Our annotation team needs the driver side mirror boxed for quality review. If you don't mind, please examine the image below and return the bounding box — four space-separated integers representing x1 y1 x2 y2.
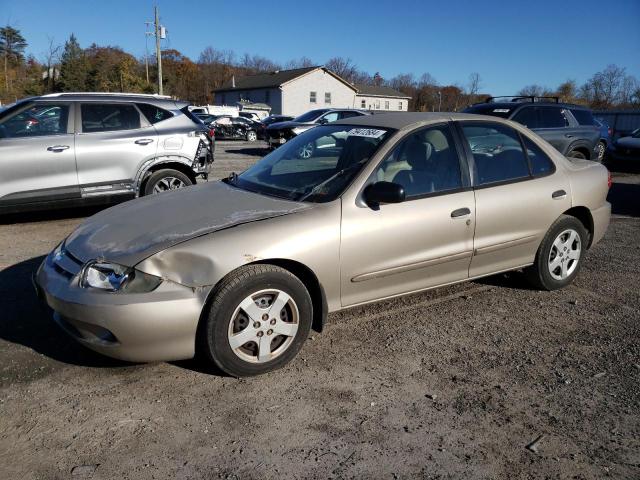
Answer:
318 118 328 124
364 181 405 208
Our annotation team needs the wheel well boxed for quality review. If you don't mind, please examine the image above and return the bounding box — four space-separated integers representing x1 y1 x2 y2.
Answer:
140 161 197 193
563 206 594 247
254 259 328 333
569 146 591 159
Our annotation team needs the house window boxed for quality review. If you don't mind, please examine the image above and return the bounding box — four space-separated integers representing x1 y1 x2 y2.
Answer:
325 92 331 104
398 101 403 110
385 100 389 110
265 90 270 104
375 99 380 109
361 99 366 108
310 91 317 103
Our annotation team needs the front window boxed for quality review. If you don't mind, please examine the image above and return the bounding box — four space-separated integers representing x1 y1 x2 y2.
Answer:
375 124 463 197
385 101 389 110
310 91 317 103
325 92 331 104
0 102 70 138
398 101 403 110
361 99 366 108
230 125 392 203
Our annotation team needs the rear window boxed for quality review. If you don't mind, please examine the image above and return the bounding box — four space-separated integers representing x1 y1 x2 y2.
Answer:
81 104 141 133
538 107 569 128
136 103 173 124
180 106 205 125
570 109 596 126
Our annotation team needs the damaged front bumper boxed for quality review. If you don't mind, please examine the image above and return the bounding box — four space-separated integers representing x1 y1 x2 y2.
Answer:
34 249 209 363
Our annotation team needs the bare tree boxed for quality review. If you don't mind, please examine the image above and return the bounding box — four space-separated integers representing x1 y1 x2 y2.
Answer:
284 57 314 69
41 36 61 92
467 72 482 101
325 57 359 82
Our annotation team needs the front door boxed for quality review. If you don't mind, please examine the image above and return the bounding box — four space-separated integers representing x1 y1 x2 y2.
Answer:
340 123 475 307
0 102 78 207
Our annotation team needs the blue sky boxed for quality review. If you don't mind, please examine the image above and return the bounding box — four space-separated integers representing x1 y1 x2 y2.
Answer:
2 0 639 93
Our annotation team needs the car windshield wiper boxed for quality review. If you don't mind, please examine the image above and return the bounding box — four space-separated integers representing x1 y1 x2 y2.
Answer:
298 159 368 202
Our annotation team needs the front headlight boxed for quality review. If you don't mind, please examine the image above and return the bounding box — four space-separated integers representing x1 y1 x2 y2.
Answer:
292 126 308 135
81 262 163 293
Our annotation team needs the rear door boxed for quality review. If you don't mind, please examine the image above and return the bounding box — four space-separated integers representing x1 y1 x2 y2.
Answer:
0 101 79 207
530 106 573 155
457 121 571 277
74 102 157 195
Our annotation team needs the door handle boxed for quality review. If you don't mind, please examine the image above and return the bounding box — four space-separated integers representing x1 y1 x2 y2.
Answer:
451 207 471 218
564 134 574 138
552 190 567 199
135 138 154 145
46 145 70 152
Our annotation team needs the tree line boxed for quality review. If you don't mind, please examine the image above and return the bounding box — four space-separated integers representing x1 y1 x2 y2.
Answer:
1 26 639 112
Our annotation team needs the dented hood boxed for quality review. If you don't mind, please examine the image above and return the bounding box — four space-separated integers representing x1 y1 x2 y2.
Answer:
64 181 308 266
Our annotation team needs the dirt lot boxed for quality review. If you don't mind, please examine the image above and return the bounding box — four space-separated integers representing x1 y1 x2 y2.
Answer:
1 141 639 480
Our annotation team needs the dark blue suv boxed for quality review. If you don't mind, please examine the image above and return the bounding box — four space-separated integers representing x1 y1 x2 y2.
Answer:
464 97 601 161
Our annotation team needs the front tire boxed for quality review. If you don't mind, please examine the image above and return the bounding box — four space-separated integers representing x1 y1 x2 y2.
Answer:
525 215 587 290
143 169 193 196
199 265 313 377
246 130 257 142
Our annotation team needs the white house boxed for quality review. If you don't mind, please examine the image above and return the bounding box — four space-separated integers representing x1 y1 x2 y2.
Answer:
213 66 411 117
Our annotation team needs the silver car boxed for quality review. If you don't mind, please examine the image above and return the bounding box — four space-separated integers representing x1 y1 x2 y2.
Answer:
35 113 611 376
0 93 213 214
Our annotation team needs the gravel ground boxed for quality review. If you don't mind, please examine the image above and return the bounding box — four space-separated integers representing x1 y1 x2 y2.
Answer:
0 141 638 479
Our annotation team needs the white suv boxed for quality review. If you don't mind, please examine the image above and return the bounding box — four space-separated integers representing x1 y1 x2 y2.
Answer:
0 93 214 214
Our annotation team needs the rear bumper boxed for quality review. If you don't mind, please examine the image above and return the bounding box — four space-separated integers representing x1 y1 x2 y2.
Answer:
590 201 611 247
35 254 207 362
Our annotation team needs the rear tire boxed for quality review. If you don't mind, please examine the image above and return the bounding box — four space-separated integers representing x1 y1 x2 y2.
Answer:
143 169 193 196
199 265 313 377
567 149 587 160
525 215 587 291
595 141 606 162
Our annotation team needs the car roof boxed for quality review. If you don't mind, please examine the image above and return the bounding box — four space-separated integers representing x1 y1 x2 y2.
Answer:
333 111 507 129
30 92 189 110
467 101 589 110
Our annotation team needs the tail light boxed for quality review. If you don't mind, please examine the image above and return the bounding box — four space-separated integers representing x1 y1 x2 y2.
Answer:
607 170 612 189
209 127 215 138
27 119 39 126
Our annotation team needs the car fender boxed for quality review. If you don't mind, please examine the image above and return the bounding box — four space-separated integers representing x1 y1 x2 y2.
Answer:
566 139 596 159
134 154 196 194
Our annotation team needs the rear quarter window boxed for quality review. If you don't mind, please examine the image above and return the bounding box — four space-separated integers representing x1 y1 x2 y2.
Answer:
570 109 596 126
136 103 173 124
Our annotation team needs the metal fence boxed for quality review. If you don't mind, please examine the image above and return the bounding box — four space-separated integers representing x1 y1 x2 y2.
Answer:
594 110 640 140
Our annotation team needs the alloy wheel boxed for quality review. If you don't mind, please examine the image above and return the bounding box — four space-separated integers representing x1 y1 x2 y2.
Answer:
548 228 581 280
297 142 314 159
152 176 187 194
227 289 299 364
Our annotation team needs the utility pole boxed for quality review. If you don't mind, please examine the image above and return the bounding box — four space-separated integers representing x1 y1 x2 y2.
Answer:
154 6 163 95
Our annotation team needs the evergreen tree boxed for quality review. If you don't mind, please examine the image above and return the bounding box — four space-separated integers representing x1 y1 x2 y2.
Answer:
0 26 28 91
59 34 88 91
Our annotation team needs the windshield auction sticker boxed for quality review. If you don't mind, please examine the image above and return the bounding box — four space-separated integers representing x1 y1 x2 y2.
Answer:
347 128 386 138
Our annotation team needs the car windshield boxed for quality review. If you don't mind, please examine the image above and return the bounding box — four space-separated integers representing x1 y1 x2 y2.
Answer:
293 109 329 123
632 128 640 138
230 125 393 203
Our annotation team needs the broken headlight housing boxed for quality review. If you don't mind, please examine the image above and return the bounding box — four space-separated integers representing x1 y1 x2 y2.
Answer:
81 262 163 293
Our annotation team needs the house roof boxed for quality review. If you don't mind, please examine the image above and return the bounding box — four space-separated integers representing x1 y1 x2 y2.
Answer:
214 66 321 92
354 84 411 99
